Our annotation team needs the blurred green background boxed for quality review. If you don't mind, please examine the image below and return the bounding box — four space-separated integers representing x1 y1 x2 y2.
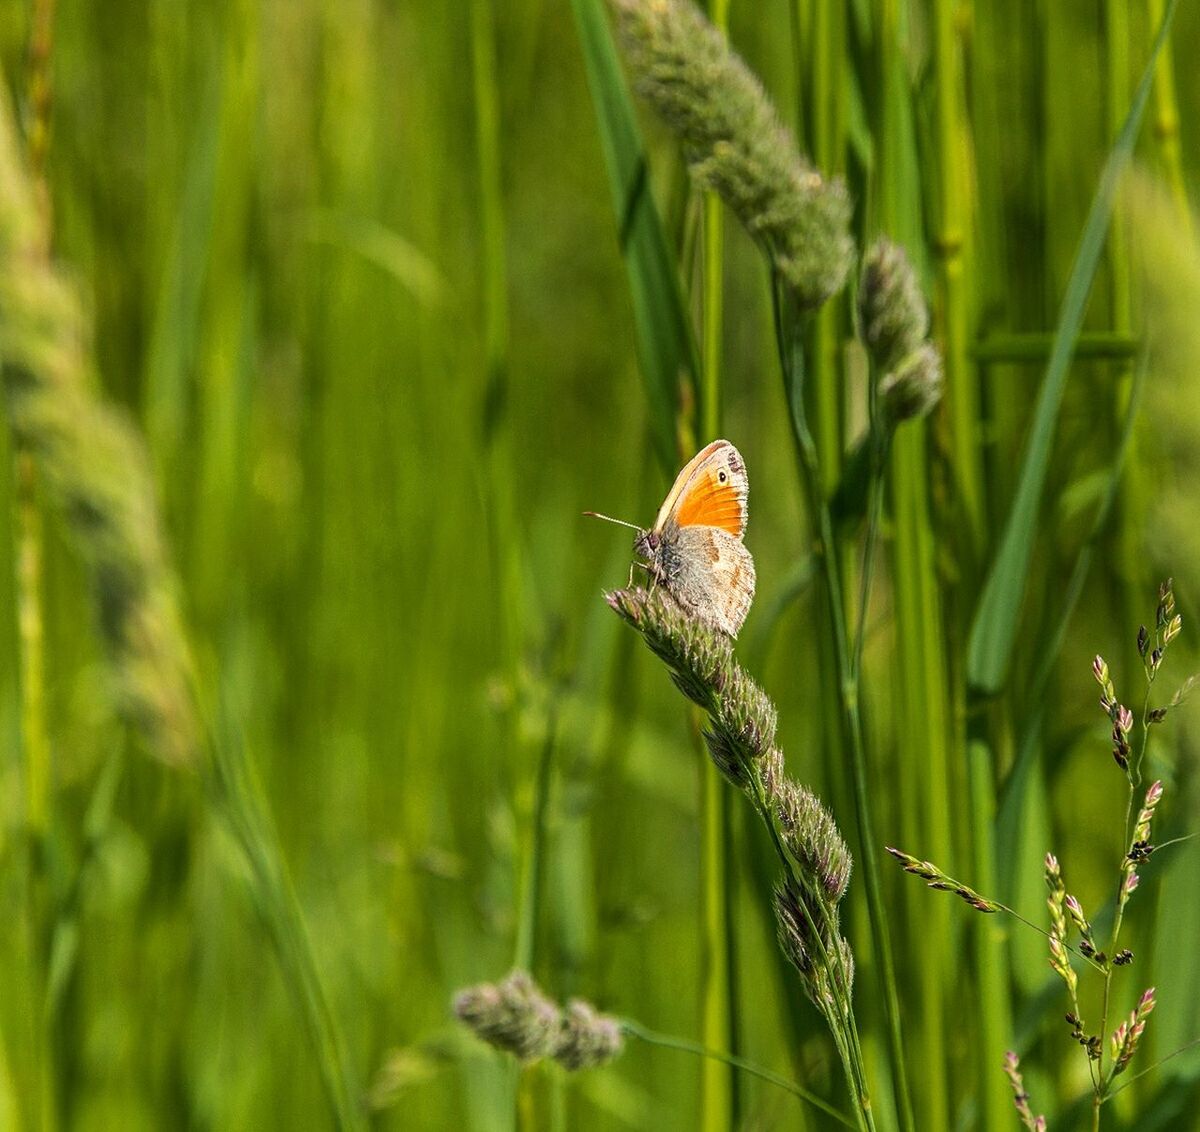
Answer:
2 1 1200 1129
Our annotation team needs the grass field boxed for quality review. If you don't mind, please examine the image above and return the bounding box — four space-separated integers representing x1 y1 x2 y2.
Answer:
2 1 1200 1129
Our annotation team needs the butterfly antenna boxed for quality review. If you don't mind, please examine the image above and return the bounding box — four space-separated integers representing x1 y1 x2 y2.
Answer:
582 511 642 532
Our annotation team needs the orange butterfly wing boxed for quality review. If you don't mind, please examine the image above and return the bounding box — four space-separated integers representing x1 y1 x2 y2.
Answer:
673 470 745 536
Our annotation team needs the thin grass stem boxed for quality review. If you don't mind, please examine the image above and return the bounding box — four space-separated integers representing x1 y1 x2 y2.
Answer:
698 7 734 1126
772 282 911 1132
621 1019 856 1127
1104 1035 1200 1098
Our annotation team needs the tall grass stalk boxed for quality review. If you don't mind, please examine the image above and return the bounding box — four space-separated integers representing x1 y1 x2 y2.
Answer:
806 1 846 499
929 4 1012 1124
18 14 62 1124
872 5 953 1129
0 89 364 1132
468 3 537 1127
608 586 875 1131
700 4 734 1128
698 2 734 1126
793 21 857 1120
932 0 985 568
570 0 699 477
774 286 907 1132
1105 0 1148 695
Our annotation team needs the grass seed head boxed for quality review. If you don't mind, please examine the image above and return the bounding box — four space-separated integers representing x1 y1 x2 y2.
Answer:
454 971 624 1070
609 0 853 310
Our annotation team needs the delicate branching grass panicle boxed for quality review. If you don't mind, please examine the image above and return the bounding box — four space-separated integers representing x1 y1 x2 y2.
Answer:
608 0 853 310
858 239 943 425
884 847 1000 914
0 88 199 768
1002 1051 1047 1132
1093 654 1134 772
453 970 623 1070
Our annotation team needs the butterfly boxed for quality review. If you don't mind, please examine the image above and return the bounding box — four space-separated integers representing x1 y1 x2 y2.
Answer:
587 439 756 638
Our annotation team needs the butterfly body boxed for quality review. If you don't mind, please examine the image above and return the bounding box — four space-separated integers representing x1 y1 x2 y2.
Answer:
594 439 756 638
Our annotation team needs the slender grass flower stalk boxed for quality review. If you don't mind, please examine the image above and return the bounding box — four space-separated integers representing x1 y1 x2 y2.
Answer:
606 586 874 1130
608 0 854 310
889 582 1188 1131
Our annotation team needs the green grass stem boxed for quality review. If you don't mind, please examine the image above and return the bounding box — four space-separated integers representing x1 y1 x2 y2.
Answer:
698 3 734 1126
622 1019 856 1128
872 3 946 1128
932 0 985 569
807 0 846 499
773 288 910 1132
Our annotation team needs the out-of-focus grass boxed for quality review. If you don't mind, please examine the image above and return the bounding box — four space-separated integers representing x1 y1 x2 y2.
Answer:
1 1 1200 1130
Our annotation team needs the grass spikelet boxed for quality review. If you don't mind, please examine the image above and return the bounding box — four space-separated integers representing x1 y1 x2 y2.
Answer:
1110 987 1155 1077
858 239 929 373
859 239 943 425
885 846 1000 914
1002 1051 1046 1132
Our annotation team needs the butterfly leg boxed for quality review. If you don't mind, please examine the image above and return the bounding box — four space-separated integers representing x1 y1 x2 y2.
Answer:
629 561 656 591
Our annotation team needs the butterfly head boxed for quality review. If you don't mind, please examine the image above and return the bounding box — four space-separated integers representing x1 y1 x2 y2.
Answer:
632 528 661 564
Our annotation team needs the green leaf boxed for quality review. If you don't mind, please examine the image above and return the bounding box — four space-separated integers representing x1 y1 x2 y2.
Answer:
966 0 1179 693
570 0 699 473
